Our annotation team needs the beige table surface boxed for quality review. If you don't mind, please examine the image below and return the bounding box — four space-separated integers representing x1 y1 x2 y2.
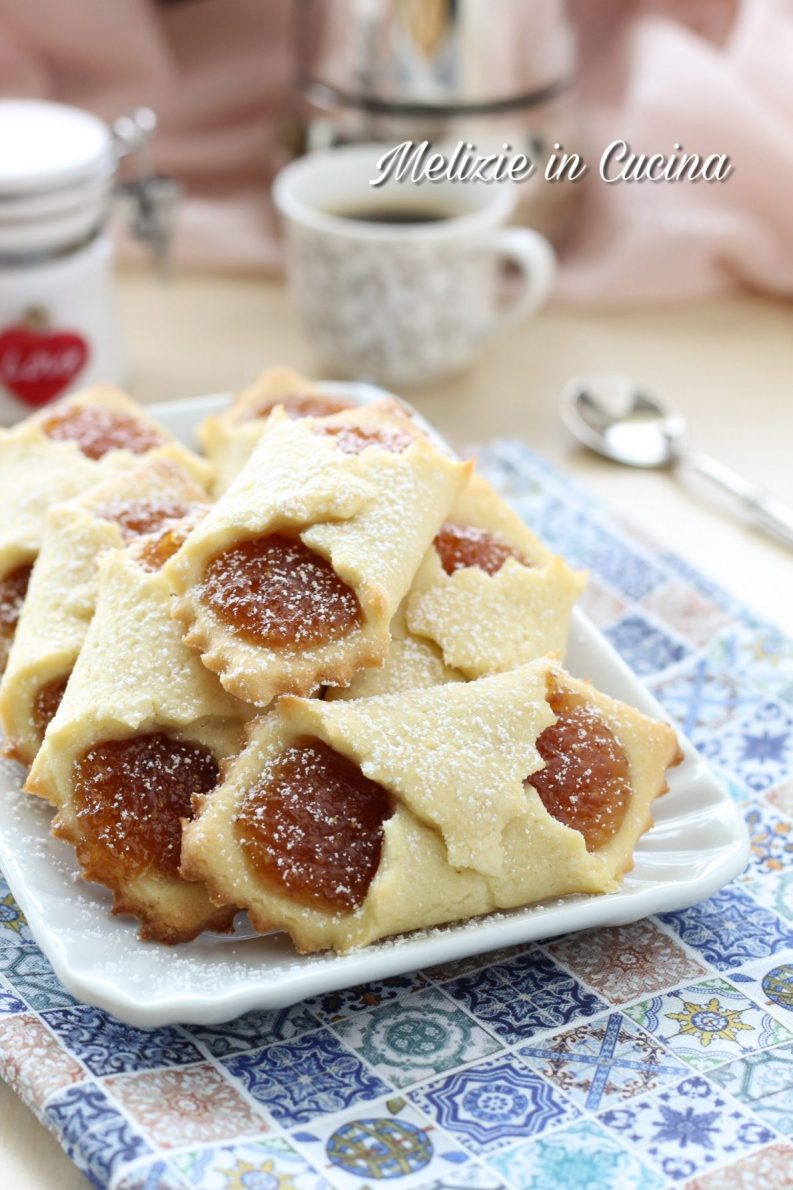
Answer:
2 276 791 1189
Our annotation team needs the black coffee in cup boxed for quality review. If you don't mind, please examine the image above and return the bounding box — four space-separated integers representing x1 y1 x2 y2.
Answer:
331 203 460 225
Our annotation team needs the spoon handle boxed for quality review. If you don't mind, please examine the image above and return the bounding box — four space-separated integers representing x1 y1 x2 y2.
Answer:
683 452 793 551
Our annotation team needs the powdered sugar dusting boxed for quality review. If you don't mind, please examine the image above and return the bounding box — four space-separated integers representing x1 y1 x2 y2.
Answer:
530 690 632 851
200 535 362 647
235 740 391 910
316 422 413 456
41 404 165 460
434 521 525 575
73 733 219 879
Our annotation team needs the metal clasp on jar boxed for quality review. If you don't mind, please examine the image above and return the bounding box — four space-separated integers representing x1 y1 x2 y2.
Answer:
113 107 182 275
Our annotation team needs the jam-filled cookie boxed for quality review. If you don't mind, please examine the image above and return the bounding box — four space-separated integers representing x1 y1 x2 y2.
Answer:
327 601 463 699
407 474 586 676
204 365 356 432
332 473 586 699
27 385 212 486
0 457 209 765
181 658 681 953
26 545 250 943
0 386 211 673
199 367 358 496
165 403 470 706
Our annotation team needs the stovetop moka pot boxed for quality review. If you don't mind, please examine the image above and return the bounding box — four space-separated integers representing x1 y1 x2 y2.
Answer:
296 0 584 243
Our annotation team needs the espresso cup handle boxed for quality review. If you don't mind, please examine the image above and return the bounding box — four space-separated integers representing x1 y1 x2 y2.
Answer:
487 227 556 335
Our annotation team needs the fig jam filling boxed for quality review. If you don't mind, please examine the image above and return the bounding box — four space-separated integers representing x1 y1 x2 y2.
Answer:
33 675 69 737
0 562 33 672
93 497 195 540
242 392 355 422
73 732 219 879
316 423 413 456
435 523 526 576
41 405 165 459
201 534 361 649
529 689 632 852
235 739 392 910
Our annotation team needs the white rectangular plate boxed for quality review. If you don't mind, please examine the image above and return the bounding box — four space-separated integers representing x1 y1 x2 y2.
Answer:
0 387 749 1027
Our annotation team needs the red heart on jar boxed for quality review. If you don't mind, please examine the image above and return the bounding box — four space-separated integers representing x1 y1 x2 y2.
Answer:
0 325 89 407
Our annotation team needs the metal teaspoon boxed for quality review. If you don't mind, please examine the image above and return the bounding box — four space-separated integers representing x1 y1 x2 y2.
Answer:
560 375 793 551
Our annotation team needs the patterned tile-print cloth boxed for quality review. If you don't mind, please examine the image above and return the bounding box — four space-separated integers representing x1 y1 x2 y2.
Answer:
1 441 792 1190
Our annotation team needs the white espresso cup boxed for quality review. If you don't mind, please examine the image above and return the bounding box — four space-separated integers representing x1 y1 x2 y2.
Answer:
273 144 555 387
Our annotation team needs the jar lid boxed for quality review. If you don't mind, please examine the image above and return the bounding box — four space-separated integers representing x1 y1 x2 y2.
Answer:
0 99 115 197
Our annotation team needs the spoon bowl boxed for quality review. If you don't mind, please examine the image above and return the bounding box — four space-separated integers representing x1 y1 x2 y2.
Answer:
559 373 793 551
561 374 687 468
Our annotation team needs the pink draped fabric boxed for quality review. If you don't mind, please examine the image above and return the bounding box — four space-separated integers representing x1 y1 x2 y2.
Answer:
1 0 791 304
561 0 793 302
0 0 293 274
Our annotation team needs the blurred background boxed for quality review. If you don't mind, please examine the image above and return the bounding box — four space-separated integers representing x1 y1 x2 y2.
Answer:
0 0 790 628
1 0 791 301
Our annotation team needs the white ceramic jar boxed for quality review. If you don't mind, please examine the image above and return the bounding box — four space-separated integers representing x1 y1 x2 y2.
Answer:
0 100 126 425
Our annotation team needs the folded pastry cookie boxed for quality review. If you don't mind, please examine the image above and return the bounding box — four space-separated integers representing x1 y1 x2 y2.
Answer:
203 365 355 434
26 385 212 486
332 474 586 699
0 386 211 673
199 367 357 497
26 546 250 943
181 658 681 953
327 602 463 699
406 474 587 676
165 403 469 706
0 458 209 765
